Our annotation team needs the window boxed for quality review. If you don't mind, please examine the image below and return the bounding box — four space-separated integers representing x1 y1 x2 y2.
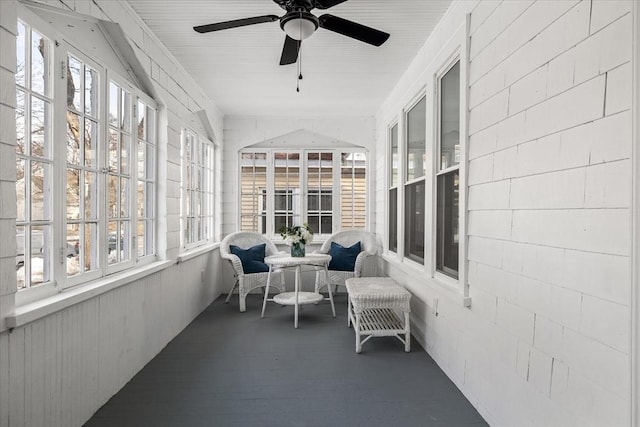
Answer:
307 152 333 234
274 152 301 232
106 80 134 268
15 21 53 289
65 52 102 281
181 129 215 248
136 100 156 258
340 152 367 229
15 14 158 295
239 153 267 232
388 124 398 252
239 149 367 236
436 61 460 278
384 23 467 299
404 97 426 263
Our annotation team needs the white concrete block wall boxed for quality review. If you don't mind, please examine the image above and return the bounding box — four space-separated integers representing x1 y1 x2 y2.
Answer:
467 1 633 422
0 0 226 425
376 0 634 425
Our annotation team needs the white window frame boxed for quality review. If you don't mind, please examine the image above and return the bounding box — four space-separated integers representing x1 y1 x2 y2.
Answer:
238 148 368 239
135 95 157 261
339 151 368 230
429 19 469 297
15 14 55 293
272 150 303 234
433 58 462 283
239 151 268 233
387 121 399 254
61 43 105 287
403 93 428 267
384 16 470 301
181 128 215 250
104 72 137 276
15 6 159 302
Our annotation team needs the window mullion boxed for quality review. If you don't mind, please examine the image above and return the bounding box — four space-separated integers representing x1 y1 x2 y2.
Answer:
266 150 275 236
332 151 340 233
301 150 307 227
52 42 66 287
397 115 406 260
130 99 138 261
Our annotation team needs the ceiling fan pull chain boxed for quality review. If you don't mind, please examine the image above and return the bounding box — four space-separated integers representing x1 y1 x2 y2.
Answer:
296 33 302 92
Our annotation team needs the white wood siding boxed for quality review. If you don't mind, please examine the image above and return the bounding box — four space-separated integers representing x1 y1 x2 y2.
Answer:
0 255 220 427
0 0 225 425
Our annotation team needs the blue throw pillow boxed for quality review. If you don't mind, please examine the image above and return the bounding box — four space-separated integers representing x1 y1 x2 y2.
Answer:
328 241 361 272
230 243 269 274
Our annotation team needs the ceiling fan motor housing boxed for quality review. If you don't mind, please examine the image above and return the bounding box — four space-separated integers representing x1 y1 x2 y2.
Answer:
274 0 317 12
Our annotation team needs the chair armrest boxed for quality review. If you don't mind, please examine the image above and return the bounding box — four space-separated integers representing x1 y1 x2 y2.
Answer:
222 253 244 277
354 251 376 276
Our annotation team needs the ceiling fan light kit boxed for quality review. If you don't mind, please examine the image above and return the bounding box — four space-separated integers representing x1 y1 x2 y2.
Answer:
193 0 390 66
281 12 319 40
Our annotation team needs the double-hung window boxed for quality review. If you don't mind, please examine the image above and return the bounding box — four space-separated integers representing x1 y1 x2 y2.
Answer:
384 19 468 299
240 149 367 237
15 12 158 296
404 97 427 264
181 129 215 248
436 61 461 279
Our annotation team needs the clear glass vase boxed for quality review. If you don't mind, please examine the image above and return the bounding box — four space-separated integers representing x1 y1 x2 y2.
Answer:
291 243 305 257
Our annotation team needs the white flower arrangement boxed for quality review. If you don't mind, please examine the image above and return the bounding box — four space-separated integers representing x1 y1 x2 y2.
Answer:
279 223 314 246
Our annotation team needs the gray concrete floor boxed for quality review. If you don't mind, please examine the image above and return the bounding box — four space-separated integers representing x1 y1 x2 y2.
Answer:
85 294 487 427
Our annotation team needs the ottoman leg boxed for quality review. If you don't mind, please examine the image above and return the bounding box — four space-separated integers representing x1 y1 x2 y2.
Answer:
404 311 411 352
355 313 362 353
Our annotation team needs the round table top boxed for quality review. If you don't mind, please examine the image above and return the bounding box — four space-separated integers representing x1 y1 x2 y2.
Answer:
265 253 331 267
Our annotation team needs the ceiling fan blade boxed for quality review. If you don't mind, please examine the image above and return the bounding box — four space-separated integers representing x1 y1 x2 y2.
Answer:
194 15 279 33
318 14 389 46
280 35 300 65
313 0 349 9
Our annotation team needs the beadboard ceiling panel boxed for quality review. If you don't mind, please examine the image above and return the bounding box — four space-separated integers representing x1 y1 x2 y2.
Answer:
127 0 453 116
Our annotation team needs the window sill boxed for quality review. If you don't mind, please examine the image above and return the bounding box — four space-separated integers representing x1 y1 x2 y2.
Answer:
431 274 472 308
380 252 471 308
177 242 220 263
6 260 173 329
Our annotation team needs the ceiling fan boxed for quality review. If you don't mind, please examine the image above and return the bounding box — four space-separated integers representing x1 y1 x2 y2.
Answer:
193 0 390 66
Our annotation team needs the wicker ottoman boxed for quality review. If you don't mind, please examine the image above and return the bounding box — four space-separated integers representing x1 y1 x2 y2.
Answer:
345 277 411 353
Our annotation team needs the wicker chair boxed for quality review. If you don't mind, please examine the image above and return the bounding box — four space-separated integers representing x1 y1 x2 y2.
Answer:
220 231 285 312
314 230 379 294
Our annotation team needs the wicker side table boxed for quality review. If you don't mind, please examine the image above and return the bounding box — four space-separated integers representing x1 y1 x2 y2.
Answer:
345 277 411 353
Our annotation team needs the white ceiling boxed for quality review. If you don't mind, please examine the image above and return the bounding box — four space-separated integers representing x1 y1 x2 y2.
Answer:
127 0 452 117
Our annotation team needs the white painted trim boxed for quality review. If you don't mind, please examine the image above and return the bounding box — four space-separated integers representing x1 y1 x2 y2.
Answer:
380 254 469 308
386 121 399 254
632 2 640 425
6 260 173 329
176 242 220 263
